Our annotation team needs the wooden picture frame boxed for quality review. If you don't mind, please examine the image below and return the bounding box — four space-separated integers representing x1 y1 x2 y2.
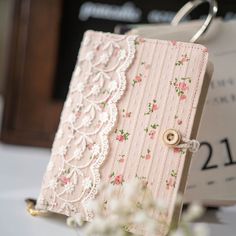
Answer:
1 0 63 147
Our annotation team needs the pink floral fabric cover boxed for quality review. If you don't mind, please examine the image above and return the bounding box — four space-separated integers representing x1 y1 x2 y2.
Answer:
37 30 209 234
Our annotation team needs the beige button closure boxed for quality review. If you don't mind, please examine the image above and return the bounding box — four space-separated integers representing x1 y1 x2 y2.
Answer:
163 129 182 147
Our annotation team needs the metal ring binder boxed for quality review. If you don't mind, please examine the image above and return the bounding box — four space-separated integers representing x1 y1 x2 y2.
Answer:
171 0 218 43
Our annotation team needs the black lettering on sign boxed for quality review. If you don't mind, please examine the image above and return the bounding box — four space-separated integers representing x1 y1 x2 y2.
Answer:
220 138 236 166
200 142 218 170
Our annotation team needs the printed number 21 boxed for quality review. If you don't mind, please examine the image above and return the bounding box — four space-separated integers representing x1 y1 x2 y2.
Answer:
201 138 236 171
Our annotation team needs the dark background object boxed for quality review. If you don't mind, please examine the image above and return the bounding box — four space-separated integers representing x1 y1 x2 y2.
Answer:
1 0 236 147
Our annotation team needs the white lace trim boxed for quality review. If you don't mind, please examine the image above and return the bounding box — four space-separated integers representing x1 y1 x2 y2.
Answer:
38 32 137 220
82 34 137 220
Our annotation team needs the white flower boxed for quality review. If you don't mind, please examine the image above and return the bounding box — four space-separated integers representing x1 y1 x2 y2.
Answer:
100 53 110 64
170 228 185 236
86 199 100 213
133 212 148 224
85 51 94 61
91 84 101 95
99 112 108 123
58 146 67 156
82 177 92 190
66 217 78 228
183 202 204 222
76 82 85 93
64 182 75 194
109 199 120 213
67 113 77 123
193 223 210 236
119 49 126 60
47 161 54 172
73 180 208 236
74 213 84 227
81 115 92 127
74 66 81 77
91 144 100 156
49 179 57 190
73 148 82 160
108 80 118 92
155 198 168 212
123 179 139 200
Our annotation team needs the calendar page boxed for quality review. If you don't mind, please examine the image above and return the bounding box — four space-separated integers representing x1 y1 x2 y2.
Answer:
128 19 236 204
185 20 236 203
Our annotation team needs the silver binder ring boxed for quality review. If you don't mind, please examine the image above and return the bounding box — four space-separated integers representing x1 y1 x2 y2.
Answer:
171 0 218 43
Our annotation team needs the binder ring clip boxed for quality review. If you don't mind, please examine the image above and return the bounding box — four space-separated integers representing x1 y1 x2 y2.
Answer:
171 0 218 43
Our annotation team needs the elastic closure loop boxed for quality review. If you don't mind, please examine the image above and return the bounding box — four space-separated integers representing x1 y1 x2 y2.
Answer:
163 129 200 153
175 139 200 153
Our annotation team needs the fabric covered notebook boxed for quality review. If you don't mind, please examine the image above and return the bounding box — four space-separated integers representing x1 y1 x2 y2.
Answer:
37 30 212 235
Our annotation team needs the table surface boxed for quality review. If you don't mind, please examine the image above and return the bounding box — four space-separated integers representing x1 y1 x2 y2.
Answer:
0 142 235 236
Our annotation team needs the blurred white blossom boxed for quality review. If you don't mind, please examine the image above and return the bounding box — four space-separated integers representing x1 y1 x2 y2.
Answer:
67 181 209 236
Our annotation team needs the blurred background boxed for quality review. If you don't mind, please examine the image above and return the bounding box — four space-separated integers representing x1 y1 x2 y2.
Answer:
0 0 235 148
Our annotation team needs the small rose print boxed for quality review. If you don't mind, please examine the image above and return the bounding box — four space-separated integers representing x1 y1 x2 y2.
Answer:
62 168 71 175
166 170 177 190
141 148 152 160
86 143 94 150
59 176 70 185
170 77 191 100
144 99 158 115
144 123 159 139
100 102 106 108
139 38 146 43
171 170 177 177
174 115 182 125
177 120 182 125
175 54 190 66
134 39 140 46
180 94 187 100
135 174 147 180
115 129 130 142
132 73 143 87
170 40 177 46
75 111 81 119
141 61 151 70
150 123 159 129
110 172 124 185
135 38 146 46
149 130 156 139
173 147 186 155
118 154 125 163
145 64 151 70
103 200 108 211
166 179 175 190
135 174 148 185
122 109 131 118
